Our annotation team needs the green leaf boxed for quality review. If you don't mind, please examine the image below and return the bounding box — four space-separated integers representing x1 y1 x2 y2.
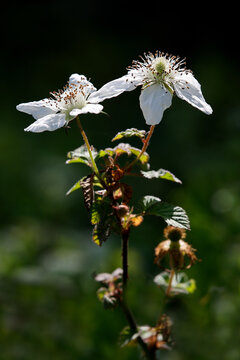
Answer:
90 197 111 225
112 128 146 142
96 148 115 160
66 175 102 196
139 195 162 211
93 221 111 246
119 326 136 348
96 143 149 165
154 271 196 295
90 201 102 225
141 169 182 184
66 179 82 196
90 197 114 246
140 196 190 230
129 147 149 164
66 144 98 167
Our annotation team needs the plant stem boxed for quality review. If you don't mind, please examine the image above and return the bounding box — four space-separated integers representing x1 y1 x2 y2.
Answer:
166 269 175 297
121 229 130 287
124 125 155 172
120 299 156 360
76 116 100 177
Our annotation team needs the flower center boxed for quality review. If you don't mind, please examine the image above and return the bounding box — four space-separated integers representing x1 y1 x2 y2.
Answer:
152 56 170 75
50 83 87 117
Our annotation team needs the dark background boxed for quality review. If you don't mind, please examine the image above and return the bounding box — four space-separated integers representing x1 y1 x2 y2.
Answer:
1 1 240 359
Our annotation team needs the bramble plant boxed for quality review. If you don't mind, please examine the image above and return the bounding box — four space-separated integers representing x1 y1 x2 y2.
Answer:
17 51 212 359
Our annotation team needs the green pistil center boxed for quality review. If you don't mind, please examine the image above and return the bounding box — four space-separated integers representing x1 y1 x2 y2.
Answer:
153 57 169 75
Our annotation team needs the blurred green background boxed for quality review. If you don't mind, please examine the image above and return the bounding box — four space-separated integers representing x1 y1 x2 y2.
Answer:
1 1 240 359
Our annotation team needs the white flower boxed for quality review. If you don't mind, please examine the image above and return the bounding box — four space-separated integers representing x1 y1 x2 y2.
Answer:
90 51 213 125
17 74 105 132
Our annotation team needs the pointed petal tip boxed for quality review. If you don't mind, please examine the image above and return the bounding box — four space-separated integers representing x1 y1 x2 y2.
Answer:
206 105 213 115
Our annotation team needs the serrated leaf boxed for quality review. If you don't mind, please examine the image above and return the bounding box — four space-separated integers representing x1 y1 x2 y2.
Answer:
141 169 182 184
154 271 196 295
140 196 190 230
140 195 162 211
112 128 146 142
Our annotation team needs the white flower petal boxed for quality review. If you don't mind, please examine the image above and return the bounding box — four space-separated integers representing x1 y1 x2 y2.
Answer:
139 84 172 125
88 75 140 103
68 73 96 96
69 104 103 117
16 100 58 120
173 72 213 114
24 113 67 133
69 73 87 84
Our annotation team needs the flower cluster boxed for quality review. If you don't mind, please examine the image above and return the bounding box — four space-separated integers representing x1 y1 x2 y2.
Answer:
17 51 212 131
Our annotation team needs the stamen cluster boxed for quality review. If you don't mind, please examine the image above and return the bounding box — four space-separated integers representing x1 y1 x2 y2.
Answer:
128 51 191 90
47 78 95 115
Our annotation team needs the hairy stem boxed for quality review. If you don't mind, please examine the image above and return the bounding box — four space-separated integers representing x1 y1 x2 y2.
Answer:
124 125 155 172
76 116 100 176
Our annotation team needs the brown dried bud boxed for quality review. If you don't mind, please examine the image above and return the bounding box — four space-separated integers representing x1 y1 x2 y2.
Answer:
163 225 186 242
154 226 199 270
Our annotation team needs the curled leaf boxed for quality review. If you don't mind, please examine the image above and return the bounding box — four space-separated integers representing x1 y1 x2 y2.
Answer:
112 128 146 142
66 144 98 167
141 169 182 184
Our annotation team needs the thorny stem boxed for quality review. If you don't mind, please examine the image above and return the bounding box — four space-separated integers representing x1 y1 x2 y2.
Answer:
124 125 155 172
166 269 175 297
76 117 100 177
120 299 156 360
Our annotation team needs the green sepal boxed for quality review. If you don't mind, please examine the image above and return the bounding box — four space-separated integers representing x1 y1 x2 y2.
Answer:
154 271 196 295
